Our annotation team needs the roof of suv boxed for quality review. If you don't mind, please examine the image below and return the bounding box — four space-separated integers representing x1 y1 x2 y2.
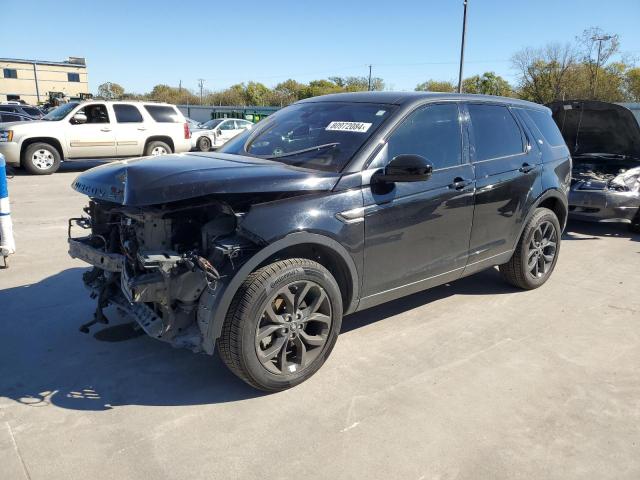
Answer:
298 91 548 111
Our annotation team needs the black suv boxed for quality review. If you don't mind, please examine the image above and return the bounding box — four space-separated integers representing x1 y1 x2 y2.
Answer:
68 92 571 391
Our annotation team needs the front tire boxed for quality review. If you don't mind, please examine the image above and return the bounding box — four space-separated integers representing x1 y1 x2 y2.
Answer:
499 207 561 290
22 142 61 175
217 258 343 392
144 140 172 156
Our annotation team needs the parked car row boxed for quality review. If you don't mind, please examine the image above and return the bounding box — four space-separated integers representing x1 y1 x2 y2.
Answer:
0 100 255 173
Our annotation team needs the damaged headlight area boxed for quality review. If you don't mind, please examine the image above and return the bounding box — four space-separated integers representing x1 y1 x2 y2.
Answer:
68 198 258 352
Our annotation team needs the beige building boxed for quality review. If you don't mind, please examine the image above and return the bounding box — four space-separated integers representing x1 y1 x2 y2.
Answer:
0 57 89 105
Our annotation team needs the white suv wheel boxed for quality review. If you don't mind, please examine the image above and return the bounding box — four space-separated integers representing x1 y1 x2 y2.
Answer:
151 146 168 155
32 149 55 170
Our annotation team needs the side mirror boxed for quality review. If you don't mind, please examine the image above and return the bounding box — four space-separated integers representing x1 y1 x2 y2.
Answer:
71 113 87 124
375 154 433 183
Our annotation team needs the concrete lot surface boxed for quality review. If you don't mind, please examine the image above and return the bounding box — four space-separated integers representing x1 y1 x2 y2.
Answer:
1 162 639 480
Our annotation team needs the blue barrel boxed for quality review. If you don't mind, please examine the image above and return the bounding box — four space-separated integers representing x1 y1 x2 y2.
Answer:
0 153 16 258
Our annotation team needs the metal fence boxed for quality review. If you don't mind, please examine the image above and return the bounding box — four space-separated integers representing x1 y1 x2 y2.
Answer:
177 105 280 123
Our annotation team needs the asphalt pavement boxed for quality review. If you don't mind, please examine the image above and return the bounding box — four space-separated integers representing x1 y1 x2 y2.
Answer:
1 161 639 480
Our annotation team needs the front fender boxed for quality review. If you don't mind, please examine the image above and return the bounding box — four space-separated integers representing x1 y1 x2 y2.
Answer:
197 232 360 354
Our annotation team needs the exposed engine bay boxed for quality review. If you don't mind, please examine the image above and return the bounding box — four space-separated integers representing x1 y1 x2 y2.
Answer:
572 157 640 193
68 197 260 352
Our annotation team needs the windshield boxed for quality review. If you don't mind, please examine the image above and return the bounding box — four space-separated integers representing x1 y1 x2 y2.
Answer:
203 119 223 129
42 102 79 121
220 102 395 172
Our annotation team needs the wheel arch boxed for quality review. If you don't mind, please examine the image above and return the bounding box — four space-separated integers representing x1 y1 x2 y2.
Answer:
144 136 175 153
198 232 360 355
20 137 65 163
512 188 568 252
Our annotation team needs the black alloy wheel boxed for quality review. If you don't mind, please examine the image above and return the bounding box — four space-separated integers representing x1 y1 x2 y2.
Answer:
255 280 332 375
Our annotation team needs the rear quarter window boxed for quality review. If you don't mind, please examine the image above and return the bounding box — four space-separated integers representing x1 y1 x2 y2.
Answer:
144 105 181 123
468 104 524 161
523 109 566 147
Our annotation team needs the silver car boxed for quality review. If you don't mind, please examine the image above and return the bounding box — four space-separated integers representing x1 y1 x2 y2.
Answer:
549 100 640 232
191 118 253 151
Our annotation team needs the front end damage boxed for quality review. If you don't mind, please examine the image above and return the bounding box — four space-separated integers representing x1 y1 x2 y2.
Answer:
68 198 258 353
569 158 640 223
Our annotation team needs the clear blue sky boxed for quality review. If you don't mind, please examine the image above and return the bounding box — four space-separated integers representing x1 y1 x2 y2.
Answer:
3 0 639 94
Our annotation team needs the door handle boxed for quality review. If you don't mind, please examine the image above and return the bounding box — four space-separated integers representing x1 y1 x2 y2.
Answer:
100 128 112 132
519 163 536 173
449 177 473 190
137 127 147 131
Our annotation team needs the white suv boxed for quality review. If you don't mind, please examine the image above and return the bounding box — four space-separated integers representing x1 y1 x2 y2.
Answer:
0 101 192 174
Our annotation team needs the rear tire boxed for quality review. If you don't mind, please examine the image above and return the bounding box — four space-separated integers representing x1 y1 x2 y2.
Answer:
217 258 343 392
196 136 211 152
499 207 561 290
144 140 172 156
629 209 640 234
22 142 61 175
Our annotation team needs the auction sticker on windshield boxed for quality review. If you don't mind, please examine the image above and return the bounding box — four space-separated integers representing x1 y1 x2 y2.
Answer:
325 121 372 133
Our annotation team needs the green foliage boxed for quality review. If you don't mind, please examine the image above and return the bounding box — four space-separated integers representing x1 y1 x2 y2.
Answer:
462 72 513 96
415 80 456 92
97 82 125 100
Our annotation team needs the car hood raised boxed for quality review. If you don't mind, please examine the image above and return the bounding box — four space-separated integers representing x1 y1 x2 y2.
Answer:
547 100 640 159
71 152 341 206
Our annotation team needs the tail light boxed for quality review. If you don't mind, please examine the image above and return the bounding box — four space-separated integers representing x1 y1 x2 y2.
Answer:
184 122 191 139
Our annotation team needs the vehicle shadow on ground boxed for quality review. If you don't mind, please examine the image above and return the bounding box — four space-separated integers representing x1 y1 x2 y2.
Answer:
0 266 517 411
563 219 639 242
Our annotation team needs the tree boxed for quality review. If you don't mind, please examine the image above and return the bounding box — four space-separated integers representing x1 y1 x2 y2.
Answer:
462 72 513 96
329 76 385 92
415 80 456 92
625 67 640 101
301 79 343 98
511 43 578 103
576 27 620 98
97 82 125 100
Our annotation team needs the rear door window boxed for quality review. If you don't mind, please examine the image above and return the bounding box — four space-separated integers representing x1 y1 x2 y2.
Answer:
468 104 524 161
114 104 144 123
522 108 566 147
144 105 181 123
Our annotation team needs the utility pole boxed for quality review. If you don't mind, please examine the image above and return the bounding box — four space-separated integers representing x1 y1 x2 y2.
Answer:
457 0 468 93
367 65 373 91
592 34 612 99
197 78 205 105
179 80 182 93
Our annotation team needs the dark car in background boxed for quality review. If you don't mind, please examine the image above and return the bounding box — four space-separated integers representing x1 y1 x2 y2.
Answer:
0 112 35 123
0 104 44 119
68 92 570 391
548 100 640 232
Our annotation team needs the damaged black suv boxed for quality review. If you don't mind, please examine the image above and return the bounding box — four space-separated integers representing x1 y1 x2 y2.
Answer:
68 92 571 391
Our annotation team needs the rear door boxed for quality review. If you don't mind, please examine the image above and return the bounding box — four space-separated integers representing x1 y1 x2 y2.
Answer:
362 102 475 299
465 103 542 267
112 104 146 156
65 103 117 158
217 119 241 144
